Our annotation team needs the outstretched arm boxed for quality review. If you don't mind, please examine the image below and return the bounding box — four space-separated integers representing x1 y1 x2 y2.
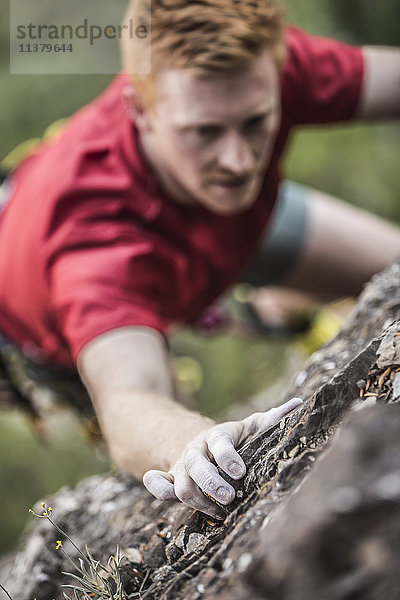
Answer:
78 326 215 480
357 46 400 119
280 189 400 301
78 326 301 519
282 47 400 300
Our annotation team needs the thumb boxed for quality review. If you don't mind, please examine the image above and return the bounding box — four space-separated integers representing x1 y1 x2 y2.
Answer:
143 469 178 501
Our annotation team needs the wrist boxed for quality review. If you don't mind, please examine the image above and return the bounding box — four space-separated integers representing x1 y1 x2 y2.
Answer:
97 389 216 476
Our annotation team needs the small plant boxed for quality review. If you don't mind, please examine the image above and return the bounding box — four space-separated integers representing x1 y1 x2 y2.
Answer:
29 503 126 600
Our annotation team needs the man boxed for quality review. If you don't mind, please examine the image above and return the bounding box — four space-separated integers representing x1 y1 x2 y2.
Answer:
0 0 399 520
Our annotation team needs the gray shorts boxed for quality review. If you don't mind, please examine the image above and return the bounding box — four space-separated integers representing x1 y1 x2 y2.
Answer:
242 180 310 286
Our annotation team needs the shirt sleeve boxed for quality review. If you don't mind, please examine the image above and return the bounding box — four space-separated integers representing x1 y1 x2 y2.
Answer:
282 26 365 125
46 222 174 364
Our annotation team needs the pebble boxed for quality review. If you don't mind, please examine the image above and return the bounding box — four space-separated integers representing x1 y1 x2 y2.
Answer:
372 472 400 501
174 528 186 550
392 372 400 400
101 501 117 513
324 362 336 370
237 552 253 573
331 486 362 513
261 514 272 530
223 557 234 571
121 547 142 564
186 533 210 555
165 542 182 564
295 371 307 387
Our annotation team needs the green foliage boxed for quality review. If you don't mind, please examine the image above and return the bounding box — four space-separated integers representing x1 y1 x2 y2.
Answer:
172 329 288 417
0 412 108 556
0 1 111 160
331 0 400 45
286 124 400 223
280 0 338 37
0 73 111 161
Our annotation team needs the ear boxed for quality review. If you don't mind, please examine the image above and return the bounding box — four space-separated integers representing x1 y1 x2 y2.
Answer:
122 84 154 133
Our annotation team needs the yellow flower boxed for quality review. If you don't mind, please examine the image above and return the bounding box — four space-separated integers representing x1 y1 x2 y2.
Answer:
56 540 63 550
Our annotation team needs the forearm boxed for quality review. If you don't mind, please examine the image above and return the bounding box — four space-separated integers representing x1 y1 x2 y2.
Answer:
282 189 400 300
93 388 215 477
77 326 215 478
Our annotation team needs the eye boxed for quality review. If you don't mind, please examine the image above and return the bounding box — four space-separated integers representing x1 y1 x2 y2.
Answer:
195 124 220 139
244 114 267 130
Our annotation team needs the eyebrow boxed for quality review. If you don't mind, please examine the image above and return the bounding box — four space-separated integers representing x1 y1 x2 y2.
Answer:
178 105 277 129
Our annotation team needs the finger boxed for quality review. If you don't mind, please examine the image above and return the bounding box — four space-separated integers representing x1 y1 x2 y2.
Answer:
207 430 246 480
246 397 303 435
174 462 227 520
143 469 177 501
267 397 303 424
185 447 236 504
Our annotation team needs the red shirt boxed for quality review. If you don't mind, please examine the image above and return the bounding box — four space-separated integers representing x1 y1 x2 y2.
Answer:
0 27 364 367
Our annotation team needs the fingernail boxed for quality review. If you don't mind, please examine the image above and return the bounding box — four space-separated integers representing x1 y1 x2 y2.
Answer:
229 462 245 478
217 486 234 503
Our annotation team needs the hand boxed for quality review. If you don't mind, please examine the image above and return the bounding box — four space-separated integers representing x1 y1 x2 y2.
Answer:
143 397 303 519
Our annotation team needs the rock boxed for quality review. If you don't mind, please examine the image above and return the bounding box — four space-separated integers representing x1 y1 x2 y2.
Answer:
1 259 400 600
247 405 400 600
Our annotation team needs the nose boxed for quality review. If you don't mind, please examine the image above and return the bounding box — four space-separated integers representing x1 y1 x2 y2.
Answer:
217 130 254 175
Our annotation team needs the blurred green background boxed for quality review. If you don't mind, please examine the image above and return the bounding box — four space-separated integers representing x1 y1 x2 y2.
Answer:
0 0 399 558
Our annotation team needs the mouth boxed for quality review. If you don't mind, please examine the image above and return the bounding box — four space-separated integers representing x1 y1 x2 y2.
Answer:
210 177 252 189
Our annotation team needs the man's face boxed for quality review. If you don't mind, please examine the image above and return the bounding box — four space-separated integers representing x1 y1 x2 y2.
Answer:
138 49 281 215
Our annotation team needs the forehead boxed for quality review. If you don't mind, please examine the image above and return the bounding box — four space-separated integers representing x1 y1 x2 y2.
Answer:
154 49 280 125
